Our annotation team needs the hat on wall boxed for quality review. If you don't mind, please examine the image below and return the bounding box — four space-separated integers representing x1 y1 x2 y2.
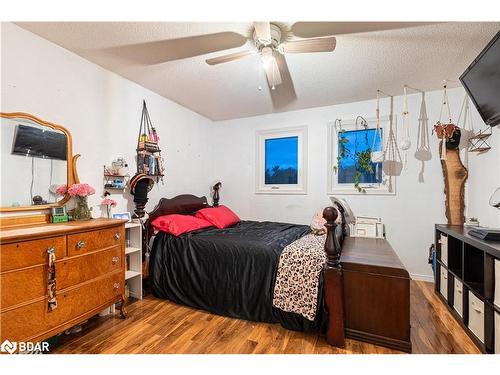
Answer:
129 173 154 195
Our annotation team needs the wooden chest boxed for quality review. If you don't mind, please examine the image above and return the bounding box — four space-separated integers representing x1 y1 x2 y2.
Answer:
341 237 412 353
0 218 127 345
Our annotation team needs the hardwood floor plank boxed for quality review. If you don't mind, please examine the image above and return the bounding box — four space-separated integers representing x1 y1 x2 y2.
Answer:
49 281 482 354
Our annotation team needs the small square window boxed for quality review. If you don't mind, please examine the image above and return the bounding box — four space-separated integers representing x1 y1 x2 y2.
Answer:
265 136 299 185
256 127 307 194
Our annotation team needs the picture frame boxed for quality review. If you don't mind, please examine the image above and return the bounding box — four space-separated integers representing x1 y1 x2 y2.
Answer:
112 212 132 222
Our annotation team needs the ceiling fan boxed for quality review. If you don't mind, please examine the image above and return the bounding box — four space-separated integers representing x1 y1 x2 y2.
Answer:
104 22 430 108
206 22 337 90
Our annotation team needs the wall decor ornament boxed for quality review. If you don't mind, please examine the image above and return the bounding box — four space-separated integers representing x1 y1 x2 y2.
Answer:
380 92 403 177
433 82 468 225
414 91 432 182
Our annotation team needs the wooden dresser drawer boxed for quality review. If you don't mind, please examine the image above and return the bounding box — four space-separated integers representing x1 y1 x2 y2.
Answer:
1 271 123 342
0 236 66 272
58 245 122 289
67 226 124 257
1 265 46 309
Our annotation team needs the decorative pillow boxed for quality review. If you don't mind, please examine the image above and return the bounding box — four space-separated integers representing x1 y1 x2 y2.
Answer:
310 207 342 235
195 205 240 229
151 214 213 236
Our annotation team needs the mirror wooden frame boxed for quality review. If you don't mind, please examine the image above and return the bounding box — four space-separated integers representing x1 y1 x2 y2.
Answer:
0 112 80 213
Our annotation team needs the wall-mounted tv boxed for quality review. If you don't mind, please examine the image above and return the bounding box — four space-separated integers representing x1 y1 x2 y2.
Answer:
460 31 500 127
12 124 67 160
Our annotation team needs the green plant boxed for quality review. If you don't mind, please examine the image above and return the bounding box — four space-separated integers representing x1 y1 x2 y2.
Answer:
354 149 373 193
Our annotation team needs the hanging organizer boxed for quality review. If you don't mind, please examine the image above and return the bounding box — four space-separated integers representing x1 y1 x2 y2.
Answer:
136 100 165 182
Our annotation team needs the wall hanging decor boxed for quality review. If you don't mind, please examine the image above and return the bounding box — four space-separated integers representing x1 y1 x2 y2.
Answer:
399 86 412 170
433 82 468 225
370 91 384 177
457 94 492 153
414 91 432 182
433 82 461 160
380 92 403 177
136 100 165 183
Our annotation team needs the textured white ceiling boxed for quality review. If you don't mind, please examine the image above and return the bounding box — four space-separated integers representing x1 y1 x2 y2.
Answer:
16 22 500 121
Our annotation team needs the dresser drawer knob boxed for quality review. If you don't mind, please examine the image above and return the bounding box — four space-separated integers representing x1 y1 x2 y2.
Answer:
113 282 120 289
76 240 86 249
112 256 119 265
114 232 121 240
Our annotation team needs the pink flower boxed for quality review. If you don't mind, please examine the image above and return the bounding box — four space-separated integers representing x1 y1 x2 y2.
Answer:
67 183 96 198
55 184 67 196
101 198 117 207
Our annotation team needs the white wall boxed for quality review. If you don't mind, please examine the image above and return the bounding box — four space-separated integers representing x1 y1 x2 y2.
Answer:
1 22 216 215
212 87 500 280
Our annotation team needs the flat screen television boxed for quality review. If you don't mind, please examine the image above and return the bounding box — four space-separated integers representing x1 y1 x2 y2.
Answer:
460 31 500 127
12 124 67 161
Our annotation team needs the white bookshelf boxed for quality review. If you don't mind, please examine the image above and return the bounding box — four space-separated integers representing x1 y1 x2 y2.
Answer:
125 221 143 300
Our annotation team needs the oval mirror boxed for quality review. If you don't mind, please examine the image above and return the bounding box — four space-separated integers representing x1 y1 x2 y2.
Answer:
0 112 76 212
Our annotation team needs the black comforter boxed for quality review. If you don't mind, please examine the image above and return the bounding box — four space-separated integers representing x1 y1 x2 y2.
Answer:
150 220 328 333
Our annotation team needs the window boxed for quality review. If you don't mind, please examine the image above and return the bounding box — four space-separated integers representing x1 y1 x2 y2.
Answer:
256 127 307 194
337 128 382 184
327 116 395 195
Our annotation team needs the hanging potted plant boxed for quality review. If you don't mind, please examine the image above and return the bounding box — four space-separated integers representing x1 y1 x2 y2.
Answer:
56 183 96 221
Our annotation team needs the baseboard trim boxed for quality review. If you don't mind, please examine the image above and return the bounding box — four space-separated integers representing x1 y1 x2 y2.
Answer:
410 273 434 282
345 328 412 353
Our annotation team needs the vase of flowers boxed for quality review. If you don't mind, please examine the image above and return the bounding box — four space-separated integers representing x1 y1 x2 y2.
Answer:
56 183 96 221
101 197 117 218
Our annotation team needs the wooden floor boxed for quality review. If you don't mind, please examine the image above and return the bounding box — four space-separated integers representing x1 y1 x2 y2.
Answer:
50 281 480 354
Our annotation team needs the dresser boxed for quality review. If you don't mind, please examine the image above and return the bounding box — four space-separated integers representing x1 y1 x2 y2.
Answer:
0 218 128 344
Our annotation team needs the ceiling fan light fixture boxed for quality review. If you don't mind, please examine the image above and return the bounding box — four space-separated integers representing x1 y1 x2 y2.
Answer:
260 46 274 68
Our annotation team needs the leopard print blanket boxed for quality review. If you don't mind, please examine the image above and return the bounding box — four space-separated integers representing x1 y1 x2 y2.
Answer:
272 233 327 321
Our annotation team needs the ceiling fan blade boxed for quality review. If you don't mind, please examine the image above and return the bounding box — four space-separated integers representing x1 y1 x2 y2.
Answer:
206 50 254 65
254 22 271 43
280 37 336 54
291 22 434 38
263 53 282 88
102 32 247 65
270 54 297 110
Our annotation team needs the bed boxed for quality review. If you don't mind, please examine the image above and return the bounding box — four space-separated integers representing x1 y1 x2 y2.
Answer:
144 190 347 348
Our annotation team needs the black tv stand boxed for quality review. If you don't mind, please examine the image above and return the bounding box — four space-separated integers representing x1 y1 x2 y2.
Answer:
434 224 500 353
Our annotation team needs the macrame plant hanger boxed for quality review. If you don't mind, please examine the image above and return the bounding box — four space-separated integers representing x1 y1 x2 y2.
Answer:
437 82 453 160
380 91 403 178
399 86 412 170
414 90 432 182
371 91 384 181
457 94 492 154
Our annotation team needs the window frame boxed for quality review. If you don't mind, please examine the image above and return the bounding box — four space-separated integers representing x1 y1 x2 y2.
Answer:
327 116 396 195
255 126 308 195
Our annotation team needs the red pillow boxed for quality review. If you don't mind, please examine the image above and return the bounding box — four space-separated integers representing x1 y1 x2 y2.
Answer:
195 205 240 229
151 214 212 236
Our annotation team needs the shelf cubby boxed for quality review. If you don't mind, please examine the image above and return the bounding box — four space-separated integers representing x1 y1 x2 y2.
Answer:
434 224 500 354
464 243 484 296
448 236 463 278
